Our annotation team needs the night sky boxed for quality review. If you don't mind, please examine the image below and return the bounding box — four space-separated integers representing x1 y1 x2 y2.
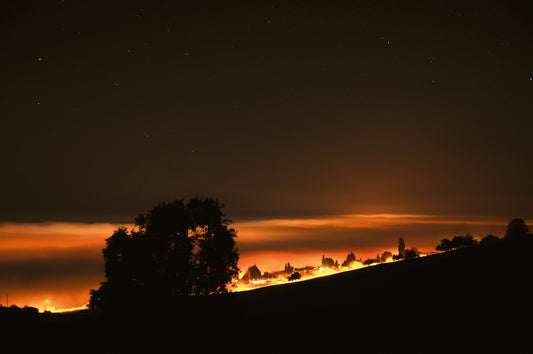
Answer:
1 1 533 310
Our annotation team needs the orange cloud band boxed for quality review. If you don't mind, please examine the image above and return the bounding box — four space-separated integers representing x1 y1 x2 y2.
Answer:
0 215 514 310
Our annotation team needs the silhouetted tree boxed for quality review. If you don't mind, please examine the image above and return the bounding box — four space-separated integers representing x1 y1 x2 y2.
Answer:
321 255 336 268
381 251 393 262
436 238 453 251
437 235 478 251
480 234 499 246
243 265 262 281
505 219 529 240
284 262 294 273
451 234 478 248
398 237 405 257
342 252 357 267
363 258 379 265
288 272 301 281
89 197 240 311
404 247 420 260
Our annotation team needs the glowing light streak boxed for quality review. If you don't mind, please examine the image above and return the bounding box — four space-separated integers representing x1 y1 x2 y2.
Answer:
231 259 383 292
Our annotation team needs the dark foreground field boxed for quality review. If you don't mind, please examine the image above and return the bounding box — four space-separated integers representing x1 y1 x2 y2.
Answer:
3 238 533 353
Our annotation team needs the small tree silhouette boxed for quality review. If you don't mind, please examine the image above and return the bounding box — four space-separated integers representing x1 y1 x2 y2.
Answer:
342 252 357 267
505 219 529 240
404 248 420 259
398 237 406 258
321 255 337 268
436 238 453 251
381 251 393 262
243 265 262 281
437 235 478 251
480 234 499 246
451 234 479 248
288 272 301 281
284 262 294 273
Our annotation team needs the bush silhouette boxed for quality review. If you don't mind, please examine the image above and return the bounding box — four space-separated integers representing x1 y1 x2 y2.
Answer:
321 255 338 268
342 252 356 267
436 234 478 251
242 265 262 282
505 219 529 240
89 197 239 311
380 251 393 262
288 272 301 281
404 247 420 259
480 234 499 246
436 238 453 251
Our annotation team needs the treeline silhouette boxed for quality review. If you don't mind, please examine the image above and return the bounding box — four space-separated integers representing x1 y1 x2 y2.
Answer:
0 304 39 318
240 218 531 287
436 218 530 252
88 197 530 314
239 236 422 285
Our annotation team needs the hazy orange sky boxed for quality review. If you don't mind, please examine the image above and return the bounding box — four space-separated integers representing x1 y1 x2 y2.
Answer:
2 2 532 312
0 214 514 311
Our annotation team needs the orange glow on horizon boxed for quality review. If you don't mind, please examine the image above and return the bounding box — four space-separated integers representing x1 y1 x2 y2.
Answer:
0 215 511 310
235 213 508 240
0 222 135 253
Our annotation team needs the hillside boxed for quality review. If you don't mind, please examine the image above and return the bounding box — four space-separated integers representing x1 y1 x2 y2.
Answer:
229 237 533 352
2 237 533 353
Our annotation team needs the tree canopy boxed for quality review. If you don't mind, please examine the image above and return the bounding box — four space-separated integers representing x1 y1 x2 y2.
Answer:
89 197 239 311
436 234 479 251
398 237 405 257
505 218 530 240
342 252 356 267
242 265 262 282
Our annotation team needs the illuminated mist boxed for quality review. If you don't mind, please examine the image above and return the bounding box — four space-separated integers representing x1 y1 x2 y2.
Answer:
0 215 508 311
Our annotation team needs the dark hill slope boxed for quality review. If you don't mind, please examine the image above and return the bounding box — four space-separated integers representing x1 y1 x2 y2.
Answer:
229 238 533 352
3 238 533 353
